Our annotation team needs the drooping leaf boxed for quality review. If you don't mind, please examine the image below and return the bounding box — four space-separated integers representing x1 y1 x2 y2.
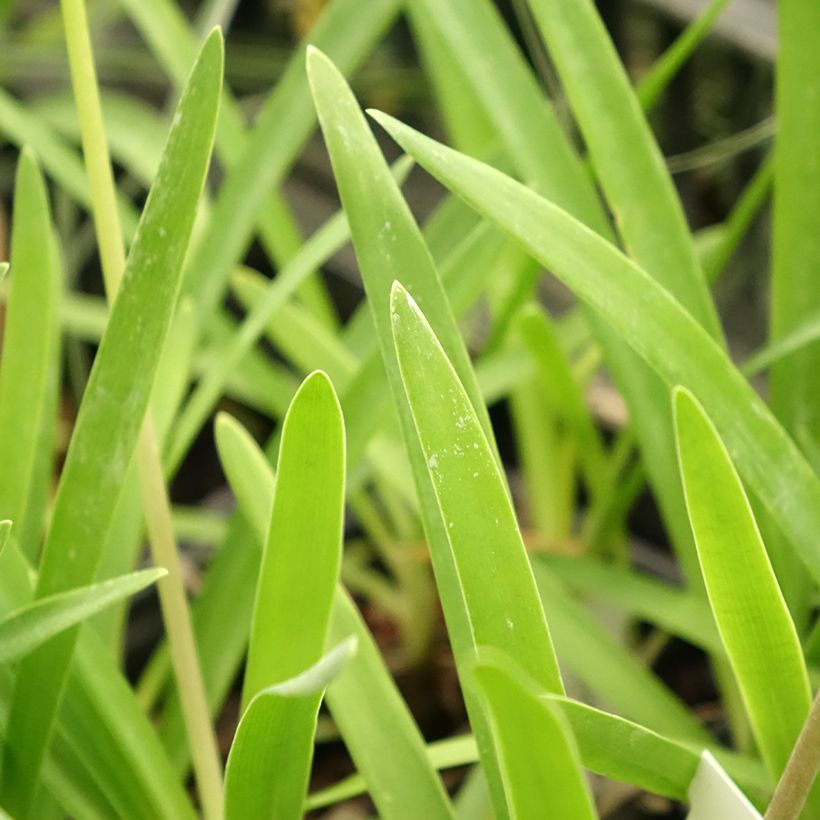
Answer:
472 656 596 820
224 639 357 820
214 412 454 818
368 112 820 592
0 569 165 664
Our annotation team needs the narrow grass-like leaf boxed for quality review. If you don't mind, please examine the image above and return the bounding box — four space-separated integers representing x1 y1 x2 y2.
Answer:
390 284 561 692
214 414 275 536
402 0 706 590
406 0 609 232
0 88 139 236
0 569 164 664
324 592 455 819
166 155 413 473
241 371 344 710
472 657 595 820
636 0 730 112
369 114 820 589
770 1 820 466
527 0 722 341
225 638 356 820
213 413 454 818
0 541 196 819
0 150 60 560
0 31 223 814
516 304 606 501
673 387 811 783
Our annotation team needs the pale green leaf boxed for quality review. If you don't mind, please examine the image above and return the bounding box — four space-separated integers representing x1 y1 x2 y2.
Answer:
0 569 165 664
224 638 356 820
473 657 596 820
673 387 812 786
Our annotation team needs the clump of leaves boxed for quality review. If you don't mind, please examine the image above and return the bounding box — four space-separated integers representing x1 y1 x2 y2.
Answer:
0 0 817 818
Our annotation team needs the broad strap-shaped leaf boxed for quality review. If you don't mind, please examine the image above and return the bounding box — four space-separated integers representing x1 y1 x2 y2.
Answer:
307 47 510 816
0 150 60 560
391 282 561 693
241 370 344 709
0 31 223 814
473 656 595 820
673 387 811 782
368 112 820 590
214 412 454 819
527 0 722 340
225 638 356 820
0 569 165 664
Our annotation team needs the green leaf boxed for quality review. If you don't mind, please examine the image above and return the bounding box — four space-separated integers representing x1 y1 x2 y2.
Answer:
225 638 357 820
178 0 402 330
214 413 454 819
472 656 596 820
673 387 812 783
531 561 710 744
307 47 510 815
368 112 820 591
0 569 164 664
0 30 223 815
0 150 60 561
0 87 139 236
406 0 609 233
527 0 722 340
391 282 560 690
242 371 344 711
770 1 820 459
636 0 730 112
516 304 607 502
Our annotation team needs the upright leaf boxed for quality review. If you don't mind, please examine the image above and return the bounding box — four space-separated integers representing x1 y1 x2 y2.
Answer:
527 0 722 339
0 150 60 560
0 31 223 814
391 283 561 692
673 388 811 785
215 412 454 819
307 47 510 816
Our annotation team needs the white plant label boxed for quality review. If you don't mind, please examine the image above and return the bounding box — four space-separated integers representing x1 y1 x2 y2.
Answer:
687 751 762 820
